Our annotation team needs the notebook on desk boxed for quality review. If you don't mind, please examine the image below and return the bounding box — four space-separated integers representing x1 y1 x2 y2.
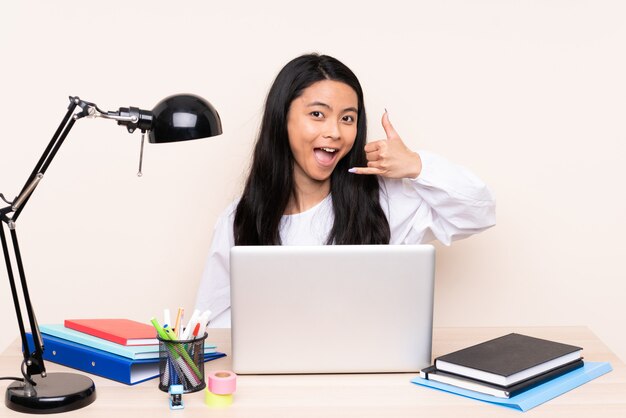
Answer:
230 244 436 374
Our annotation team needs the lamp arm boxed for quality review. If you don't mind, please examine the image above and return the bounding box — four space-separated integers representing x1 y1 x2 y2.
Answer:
9 98 78 221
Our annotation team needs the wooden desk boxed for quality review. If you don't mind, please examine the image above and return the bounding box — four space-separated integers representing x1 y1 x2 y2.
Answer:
1 326 625 417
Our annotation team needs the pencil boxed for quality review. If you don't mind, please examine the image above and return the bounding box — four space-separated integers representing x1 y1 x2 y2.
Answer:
174 307 184 339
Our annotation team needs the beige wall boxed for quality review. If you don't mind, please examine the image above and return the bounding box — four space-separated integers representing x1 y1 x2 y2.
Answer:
1 1 625 364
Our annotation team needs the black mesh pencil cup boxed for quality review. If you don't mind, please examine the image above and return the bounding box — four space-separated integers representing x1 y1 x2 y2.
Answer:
157 333 207 393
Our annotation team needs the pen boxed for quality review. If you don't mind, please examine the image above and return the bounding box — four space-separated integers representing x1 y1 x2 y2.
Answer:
152 317 176 386
192 323 201 338
181 309 201 340
190 322 203 365
196 310 212 338
163 309 171 329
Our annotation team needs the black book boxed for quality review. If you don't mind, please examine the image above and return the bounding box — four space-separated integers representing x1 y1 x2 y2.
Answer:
434 333 583 386
420 359 584 398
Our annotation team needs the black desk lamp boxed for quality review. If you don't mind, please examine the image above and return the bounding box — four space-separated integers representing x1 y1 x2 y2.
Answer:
0 94 222 414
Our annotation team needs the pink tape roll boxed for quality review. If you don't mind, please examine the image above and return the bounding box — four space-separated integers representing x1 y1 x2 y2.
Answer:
208 370 237 395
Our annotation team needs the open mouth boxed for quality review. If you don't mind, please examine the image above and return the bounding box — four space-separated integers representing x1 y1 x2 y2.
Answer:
313 147 338 167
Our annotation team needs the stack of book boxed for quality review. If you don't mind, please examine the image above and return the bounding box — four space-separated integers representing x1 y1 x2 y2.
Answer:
419 333 584 398
26 319 225 385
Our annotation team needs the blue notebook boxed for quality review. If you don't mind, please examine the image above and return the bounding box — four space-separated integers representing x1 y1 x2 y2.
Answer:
26 332 226 385
412 361 612 412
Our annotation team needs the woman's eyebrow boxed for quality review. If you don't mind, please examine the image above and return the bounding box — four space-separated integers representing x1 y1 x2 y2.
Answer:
307 101 358 113
307 101 332 109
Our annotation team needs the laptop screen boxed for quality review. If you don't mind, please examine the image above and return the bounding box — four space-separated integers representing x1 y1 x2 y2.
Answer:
230 244 435 374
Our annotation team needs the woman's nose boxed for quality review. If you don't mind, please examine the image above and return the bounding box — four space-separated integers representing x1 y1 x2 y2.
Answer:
323 120 341 140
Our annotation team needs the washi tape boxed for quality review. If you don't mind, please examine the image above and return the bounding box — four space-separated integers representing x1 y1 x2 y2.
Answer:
204 389 233 407
207 370 237 395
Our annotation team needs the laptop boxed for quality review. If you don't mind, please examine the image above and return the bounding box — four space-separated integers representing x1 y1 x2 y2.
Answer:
230 244 436 374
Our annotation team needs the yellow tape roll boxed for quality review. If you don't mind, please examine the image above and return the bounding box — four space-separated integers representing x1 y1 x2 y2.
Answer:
204 389 233 408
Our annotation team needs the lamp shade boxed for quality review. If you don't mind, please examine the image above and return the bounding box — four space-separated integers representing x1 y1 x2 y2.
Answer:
148 94 222 143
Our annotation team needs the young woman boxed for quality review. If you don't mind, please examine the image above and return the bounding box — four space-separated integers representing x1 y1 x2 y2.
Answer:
195 54 496 327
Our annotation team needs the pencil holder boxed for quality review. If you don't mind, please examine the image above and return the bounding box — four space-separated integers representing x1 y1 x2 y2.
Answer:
157 333 207 393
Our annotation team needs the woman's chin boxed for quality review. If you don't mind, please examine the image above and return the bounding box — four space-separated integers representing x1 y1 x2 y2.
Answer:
296 160 341 183
311 165 339 181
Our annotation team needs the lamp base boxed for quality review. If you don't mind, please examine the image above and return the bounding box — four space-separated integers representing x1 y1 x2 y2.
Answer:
5 372 96 414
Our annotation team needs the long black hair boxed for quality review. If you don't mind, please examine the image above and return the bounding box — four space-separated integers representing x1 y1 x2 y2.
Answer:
234 53 390 245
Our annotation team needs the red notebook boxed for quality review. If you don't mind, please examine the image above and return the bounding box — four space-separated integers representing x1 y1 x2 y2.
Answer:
64 319 158 346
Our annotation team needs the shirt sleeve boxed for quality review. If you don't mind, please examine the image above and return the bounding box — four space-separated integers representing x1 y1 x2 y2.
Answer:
382 150 496 245
194 203 236 327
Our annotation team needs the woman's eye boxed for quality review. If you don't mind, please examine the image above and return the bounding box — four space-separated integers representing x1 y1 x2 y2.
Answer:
342 115 355 123
310 111 323 118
